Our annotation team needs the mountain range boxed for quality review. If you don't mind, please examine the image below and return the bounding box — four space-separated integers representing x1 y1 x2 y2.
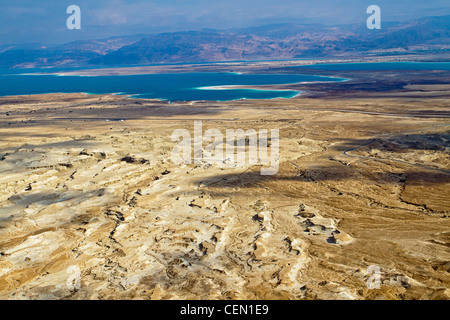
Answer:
1 15 449 68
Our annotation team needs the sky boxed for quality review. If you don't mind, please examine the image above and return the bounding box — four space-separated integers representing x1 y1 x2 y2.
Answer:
1 0 449 45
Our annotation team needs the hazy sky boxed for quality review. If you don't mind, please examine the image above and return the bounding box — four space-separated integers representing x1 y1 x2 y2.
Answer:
1 0 449 44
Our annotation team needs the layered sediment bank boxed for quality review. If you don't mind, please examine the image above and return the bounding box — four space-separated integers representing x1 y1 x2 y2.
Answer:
0 83 449 299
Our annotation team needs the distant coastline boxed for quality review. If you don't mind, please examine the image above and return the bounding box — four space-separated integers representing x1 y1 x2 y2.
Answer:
0 70 344 102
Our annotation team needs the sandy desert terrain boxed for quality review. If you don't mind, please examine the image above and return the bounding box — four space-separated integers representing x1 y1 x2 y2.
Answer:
0 66 449 300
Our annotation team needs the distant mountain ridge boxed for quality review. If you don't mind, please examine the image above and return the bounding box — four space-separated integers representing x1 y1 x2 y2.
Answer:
1 15 449 68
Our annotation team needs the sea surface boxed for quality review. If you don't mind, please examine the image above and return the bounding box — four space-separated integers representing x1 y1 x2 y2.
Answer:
0 71 342 101
0 61 448 101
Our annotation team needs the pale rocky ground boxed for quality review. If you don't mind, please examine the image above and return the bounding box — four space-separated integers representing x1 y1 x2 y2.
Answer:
0 92 449 300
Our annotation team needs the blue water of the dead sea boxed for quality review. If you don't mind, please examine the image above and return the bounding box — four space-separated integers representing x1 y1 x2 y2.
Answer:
0 61 448 101
0 70 344 101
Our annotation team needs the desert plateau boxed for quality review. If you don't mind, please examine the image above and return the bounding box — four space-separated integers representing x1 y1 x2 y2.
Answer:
0 60 449 300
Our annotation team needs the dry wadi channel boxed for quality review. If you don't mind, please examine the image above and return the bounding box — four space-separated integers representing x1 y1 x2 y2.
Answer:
0 90 449 300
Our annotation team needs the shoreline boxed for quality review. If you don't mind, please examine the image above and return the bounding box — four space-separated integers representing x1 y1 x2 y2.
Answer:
0 71 347 102
2 59 449 102
7 53 450 76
